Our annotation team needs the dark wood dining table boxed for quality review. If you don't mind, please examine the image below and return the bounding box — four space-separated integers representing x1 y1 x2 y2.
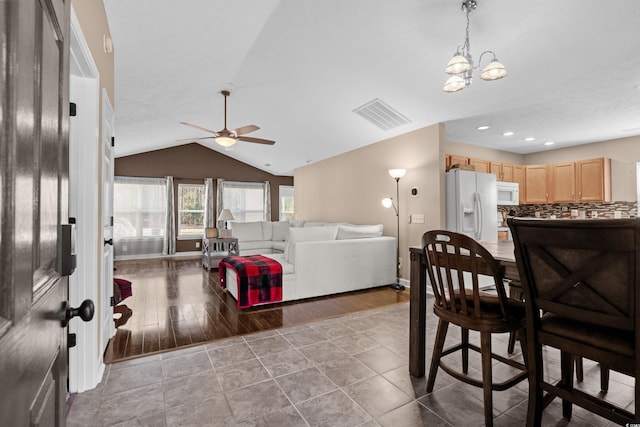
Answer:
408 240 519 377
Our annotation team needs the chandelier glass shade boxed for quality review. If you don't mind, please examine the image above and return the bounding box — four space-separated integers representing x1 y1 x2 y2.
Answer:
443 0 507 93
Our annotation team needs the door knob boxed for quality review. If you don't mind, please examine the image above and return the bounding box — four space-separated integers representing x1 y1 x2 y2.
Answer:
104 238 113 246
61 299 95 327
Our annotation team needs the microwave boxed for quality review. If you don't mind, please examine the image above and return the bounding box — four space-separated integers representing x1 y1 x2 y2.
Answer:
496 181 519 205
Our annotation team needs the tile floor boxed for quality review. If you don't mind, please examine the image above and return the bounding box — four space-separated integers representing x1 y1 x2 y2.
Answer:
67 302 634 426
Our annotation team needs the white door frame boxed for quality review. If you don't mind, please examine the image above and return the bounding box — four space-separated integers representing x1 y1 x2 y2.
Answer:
68 6 104 393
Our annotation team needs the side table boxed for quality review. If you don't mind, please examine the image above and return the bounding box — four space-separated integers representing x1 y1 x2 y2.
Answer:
202 237 239 270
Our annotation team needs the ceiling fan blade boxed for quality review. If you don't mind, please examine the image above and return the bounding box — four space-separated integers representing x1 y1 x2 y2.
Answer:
175 136 216 142
179 121 220 135
232 124 260 136
237 135 276 145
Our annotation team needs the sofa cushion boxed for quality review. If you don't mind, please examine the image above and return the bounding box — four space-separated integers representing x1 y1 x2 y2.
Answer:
265 253 294 274
231 221 263 242
285 225 339 263
272 221 290 241
336 224 384 240
272 241 287 252
238 241 273 251
303 221 326 228
261 221 273 241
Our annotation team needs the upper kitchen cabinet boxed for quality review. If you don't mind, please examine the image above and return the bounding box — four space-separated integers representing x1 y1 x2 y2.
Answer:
513 165 526 204
446 155 469 171
490 161 502 180
577 158 611 202
469 158 490 173
550 162 576 202
501 163 514 182
525 164 549 204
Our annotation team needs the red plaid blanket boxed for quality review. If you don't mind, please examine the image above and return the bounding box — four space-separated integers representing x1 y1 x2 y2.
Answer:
219 255 283 309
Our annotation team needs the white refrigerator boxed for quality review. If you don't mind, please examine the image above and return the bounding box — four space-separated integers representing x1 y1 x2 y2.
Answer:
446 169 498 241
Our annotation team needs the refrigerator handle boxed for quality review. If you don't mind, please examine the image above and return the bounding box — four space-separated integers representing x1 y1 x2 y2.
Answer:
476 193 483 240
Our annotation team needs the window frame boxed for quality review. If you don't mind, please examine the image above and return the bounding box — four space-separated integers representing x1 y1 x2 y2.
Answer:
220 181 268 226
177 183 205 240
279 185 294 221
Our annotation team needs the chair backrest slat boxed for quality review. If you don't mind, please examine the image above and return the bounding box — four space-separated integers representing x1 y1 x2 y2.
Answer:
422 230 509 321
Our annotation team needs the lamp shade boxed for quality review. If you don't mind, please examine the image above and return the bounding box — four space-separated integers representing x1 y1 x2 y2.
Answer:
445 53 471 75
215 136 237 147
388 169 406 179
218 209 235 221
443 75 466 93
381 197 393 208
480 59 508 81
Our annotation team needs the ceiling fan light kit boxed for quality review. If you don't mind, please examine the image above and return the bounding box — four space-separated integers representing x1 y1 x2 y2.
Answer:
443 0 507 93
180 90 275 147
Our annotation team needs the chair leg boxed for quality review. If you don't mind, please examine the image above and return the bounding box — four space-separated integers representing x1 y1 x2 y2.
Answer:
600 364 609 392
462 327 469 374
574 356 584 382
427 319 449 393
507 330 516 354
560 351 574 420
480 331 494 427
526 343 544 427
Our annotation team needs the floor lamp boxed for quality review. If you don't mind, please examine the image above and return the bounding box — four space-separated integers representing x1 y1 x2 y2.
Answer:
382 168 406 291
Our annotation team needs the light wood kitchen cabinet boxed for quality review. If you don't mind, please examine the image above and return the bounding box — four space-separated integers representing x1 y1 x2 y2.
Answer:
501 163 514 182
525 165 549 204
577 158 611 202
550 162 576 202
513 165 525 203
446 155 469 171
490 161 503 180
469 158 490 173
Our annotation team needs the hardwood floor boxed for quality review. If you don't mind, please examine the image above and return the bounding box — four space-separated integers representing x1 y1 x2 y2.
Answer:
104 257 409 363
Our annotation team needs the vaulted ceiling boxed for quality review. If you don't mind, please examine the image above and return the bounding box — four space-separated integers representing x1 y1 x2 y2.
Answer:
103 0 640 176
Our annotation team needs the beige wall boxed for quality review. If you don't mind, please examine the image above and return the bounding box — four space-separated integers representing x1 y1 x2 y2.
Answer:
294 124 444 280
71 0 114 102
444 140 525 165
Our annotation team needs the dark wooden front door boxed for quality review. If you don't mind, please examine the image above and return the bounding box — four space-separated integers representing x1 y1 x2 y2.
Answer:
1 0 71 425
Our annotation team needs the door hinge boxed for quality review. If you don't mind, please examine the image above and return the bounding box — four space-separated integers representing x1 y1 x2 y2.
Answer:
70 102 77 117
110 216 114 227
111 136 115 147
110 296 115 307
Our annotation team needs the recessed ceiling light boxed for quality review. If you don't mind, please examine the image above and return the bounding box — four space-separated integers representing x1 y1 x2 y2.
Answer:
524 137 536 142
502 131 514 136
264 163 271 167
477 125 490 130
543 141 555 146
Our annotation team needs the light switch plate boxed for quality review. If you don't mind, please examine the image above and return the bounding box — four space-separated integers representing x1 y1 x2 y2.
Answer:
411 214 425 224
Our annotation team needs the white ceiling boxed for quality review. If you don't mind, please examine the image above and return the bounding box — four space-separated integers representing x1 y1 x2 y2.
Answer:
103 0 640 176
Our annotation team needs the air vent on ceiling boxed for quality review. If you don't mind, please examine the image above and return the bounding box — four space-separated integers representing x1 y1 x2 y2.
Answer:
353 98 411 131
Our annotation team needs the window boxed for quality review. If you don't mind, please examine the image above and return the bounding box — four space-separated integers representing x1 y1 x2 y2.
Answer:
221 181 267 224
279 185 294 221
113 177 166 239
178 184 205 239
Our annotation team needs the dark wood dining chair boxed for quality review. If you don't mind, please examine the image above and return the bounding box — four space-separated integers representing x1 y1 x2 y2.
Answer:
422 230 528 427
509 217 640 426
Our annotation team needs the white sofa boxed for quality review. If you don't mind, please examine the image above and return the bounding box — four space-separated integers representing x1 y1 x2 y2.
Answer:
224 222 396 305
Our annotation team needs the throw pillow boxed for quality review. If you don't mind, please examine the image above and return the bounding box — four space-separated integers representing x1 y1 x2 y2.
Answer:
336 224 384 240
261 221 273 241
284 225 338 263
230 221 263 242
272 221 290 241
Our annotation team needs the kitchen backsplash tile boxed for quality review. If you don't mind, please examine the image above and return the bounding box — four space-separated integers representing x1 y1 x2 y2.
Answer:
499 201 637 219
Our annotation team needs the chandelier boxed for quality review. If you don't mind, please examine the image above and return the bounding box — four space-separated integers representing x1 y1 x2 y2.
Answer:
443 0 507 93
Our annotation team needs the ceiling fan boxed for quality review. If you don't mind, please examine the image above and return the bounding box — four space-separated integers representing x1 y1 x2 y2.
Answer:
179 90 275 147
